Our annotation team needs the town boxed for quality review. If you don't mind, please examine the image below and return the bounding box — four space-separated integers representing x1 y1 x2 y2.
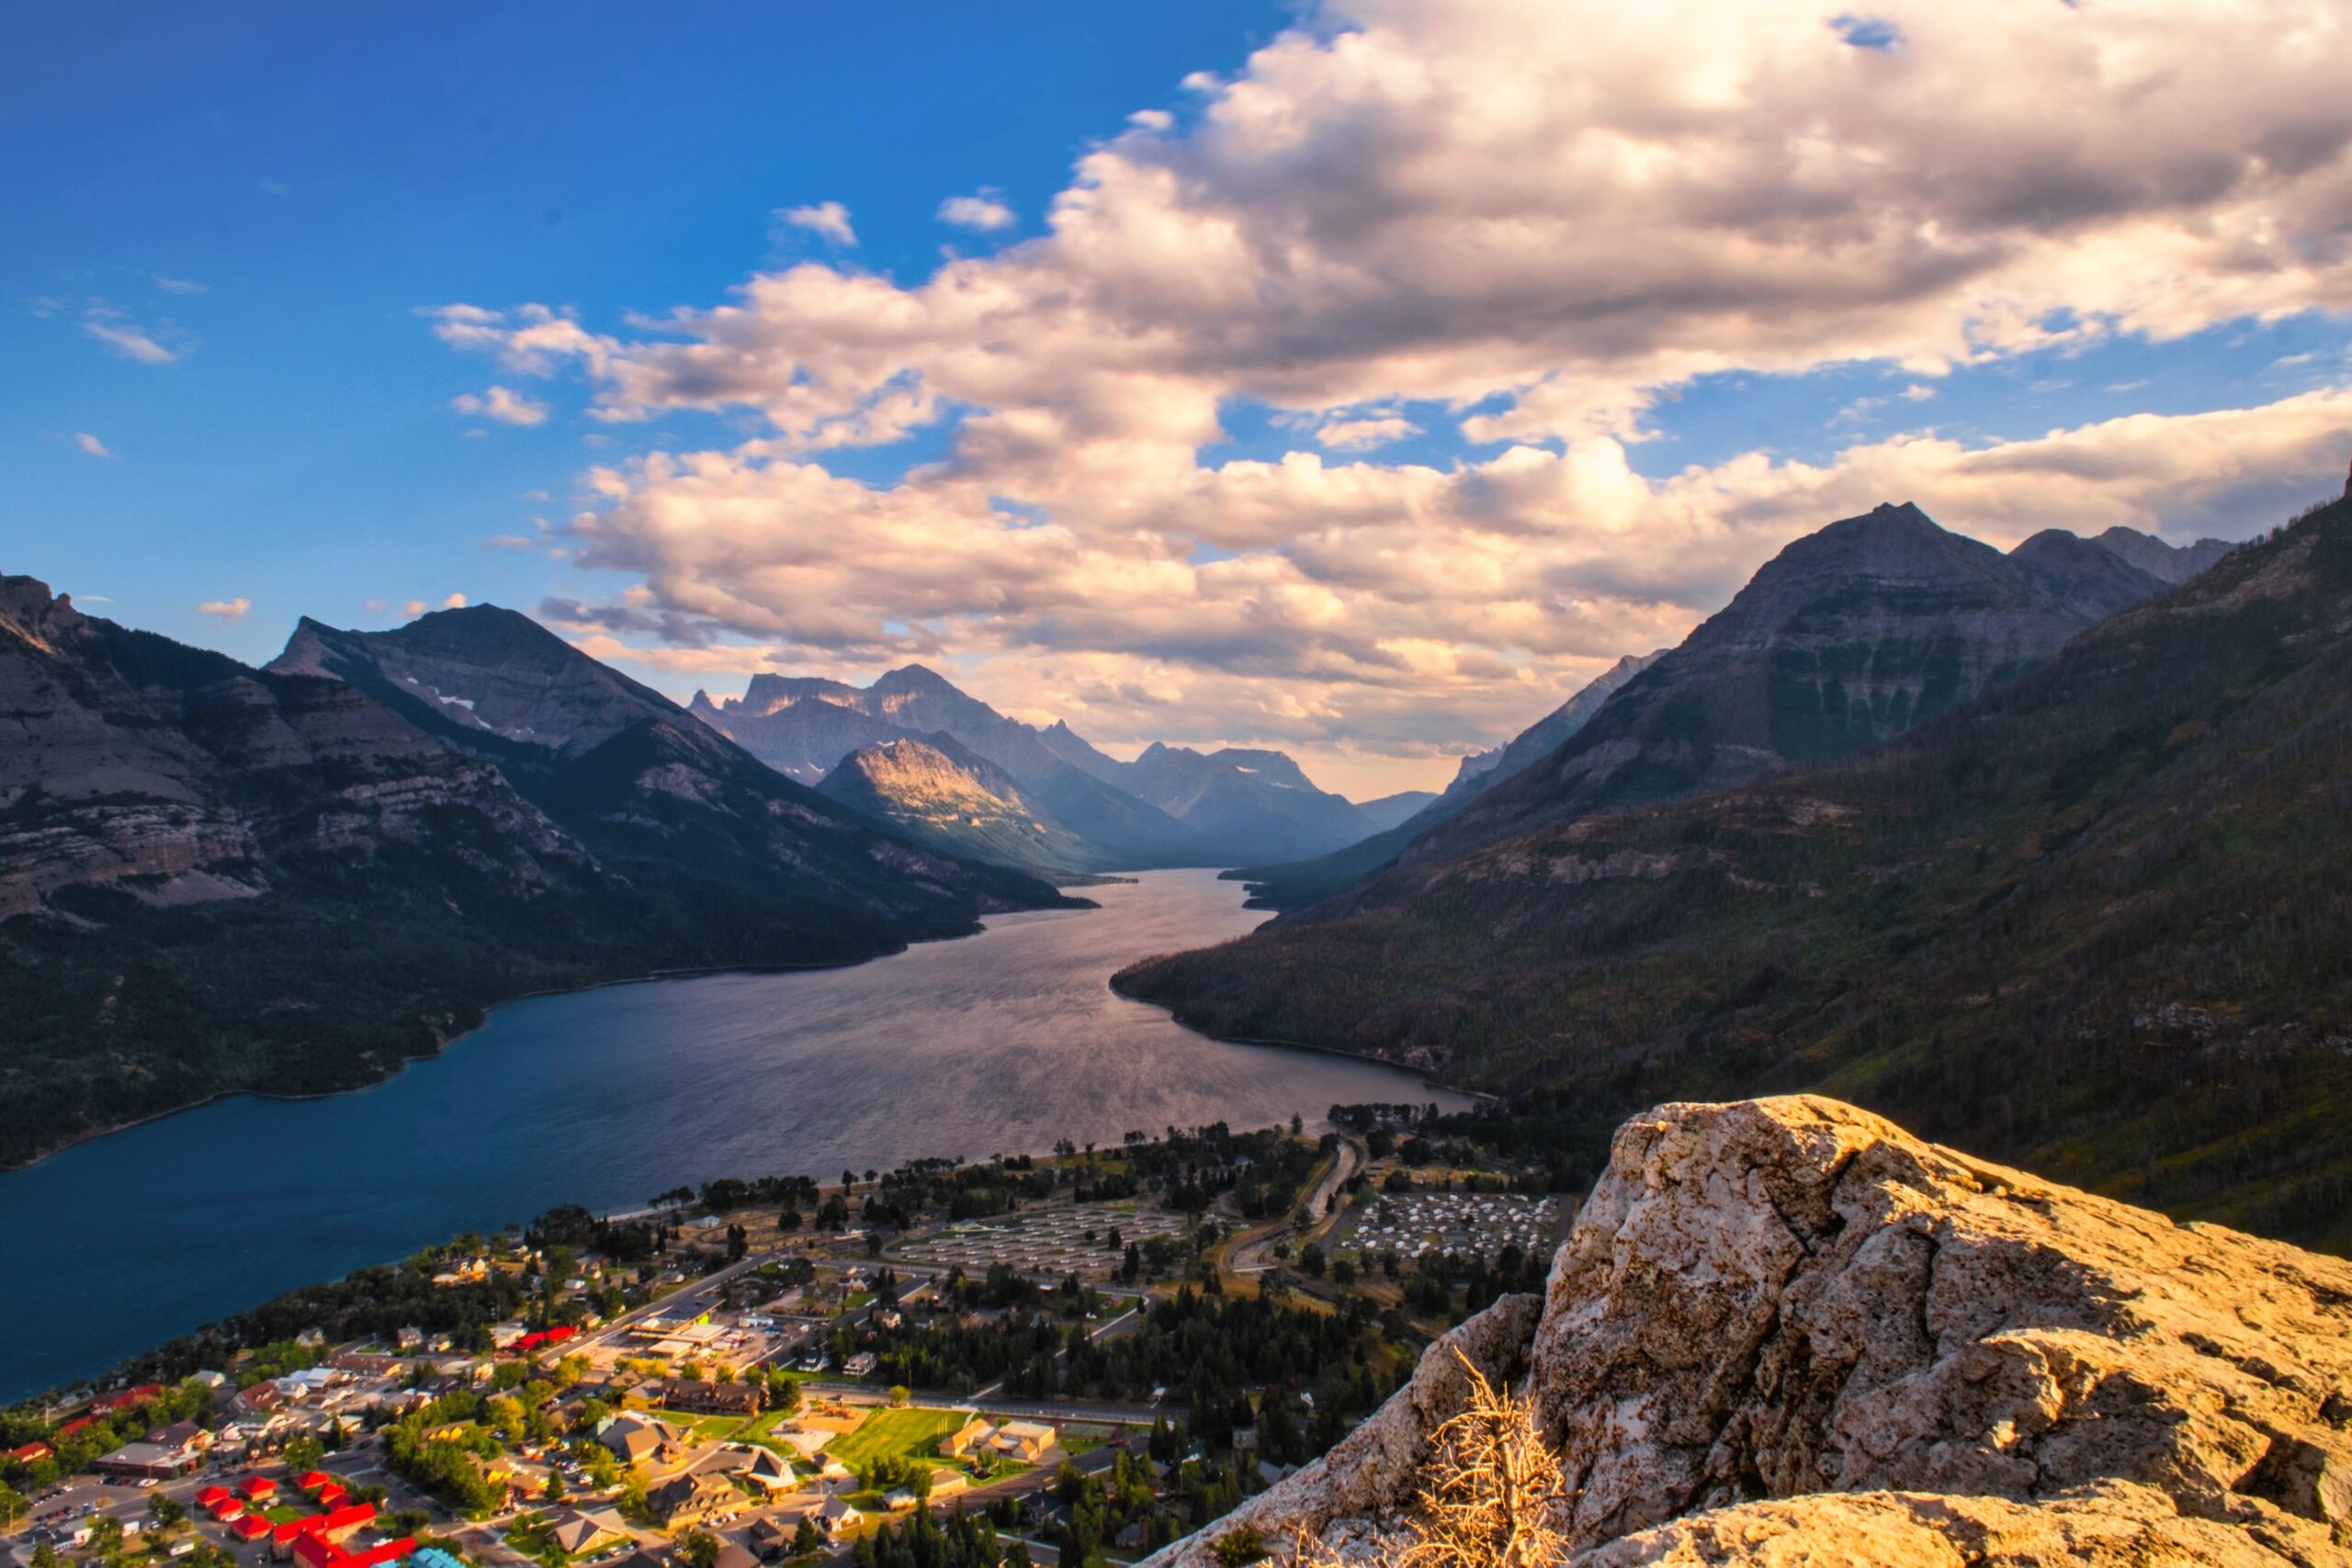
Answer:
1 1111 1571 1568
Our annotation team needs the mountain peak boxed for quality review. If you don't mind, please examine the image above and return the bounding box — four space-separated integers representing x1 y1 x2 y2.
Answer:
871 662 960 695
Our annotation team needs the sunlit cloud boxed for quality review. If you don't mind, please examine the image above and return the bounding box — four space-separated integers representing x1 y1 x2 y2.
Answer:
197 596 251 621
451 385 549 425
74 432 113 458
776 201 856 246
83 305 180 365
429 0 2352 784
938 189 1017 231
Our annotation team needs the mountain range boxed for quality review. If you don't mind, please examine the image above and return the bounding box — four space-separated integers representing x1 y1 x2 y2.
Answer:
1118 497 2352 1253
0 588 1072 1168
692 665 1378 870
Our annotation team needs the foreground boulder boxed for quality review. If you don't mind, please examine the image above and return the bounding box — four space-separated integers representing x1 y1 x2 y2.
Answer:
1148 1097 2352 1567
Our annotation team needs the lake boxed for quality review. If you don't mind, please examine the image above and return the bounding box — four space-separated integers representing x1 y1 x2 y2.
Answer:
0 869 1466 1402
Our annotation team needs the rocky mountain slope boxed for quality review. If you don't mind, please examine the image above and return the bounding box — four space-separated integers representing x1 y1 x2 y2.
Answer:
268 608 1064 920
816 736 1111 877
0 588 1070 1168
695 664 1374 868
1148 1097 2352 1568
1118 496 2352 1249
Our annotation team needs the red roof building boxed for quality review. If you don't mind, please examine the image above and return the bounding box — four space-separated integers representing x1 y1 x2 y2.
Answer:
95 1384 165 1414
509 1325 578 1356
57 1416 97 1439
297 1471 333 1492
234 1517 274 1542
7 1441 52 1465
207 1498 245 1522
196 1486 233 1509
241 1475 279 1500
316 1483 349 1508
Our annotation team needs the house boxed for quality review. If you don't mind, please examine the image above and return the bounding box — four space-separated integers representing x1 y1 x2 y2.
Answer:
989 1421 1057 1463
235 1383 286 1417
598 1415 690 1468
841 1353 877 1379
808 1495 863 1538
734 1448 797 1492
1114 1521 1153 1551
292 1534 417 1568
661 1378 762 1416
542 1507 627 1555
606 1551 669 1568
239 1475 279 1501
510 1325 577 1357
747 1517 800 1559
712 1546 760 1568
295 1472 333 1494
274 1503 378 1559
647 1471 738 1528
150 1421 212 1460
7 1441 53 1466
233 1517 273 1543
395 1328 425 1352
942 1416 995 1459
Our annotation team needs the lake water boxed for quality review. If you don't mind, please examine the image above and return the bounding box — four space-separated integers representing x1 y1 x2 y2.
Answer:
0 869 1464 1402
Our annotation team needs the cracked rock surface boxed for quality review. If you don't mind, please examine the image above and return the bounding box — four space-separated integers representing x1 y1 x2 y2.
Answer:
1146 1096 2352 1568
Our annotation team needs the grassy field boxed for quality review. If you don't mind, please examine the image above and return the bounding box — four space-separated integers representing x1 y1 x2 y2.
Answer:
825 1408 967 1469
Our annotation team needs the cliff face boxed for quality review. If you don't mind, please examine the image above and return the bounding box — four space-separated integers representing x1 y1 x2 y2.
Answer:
1148 1098 2352 1568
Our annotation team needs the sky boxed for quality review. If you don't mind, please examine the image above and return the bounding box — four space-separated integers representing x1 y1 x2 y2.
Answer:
11 0 2352 800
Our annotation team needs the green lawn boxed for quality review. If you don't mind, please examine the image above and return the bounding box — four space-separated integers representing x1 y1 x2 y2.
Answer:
824 1408 967 1469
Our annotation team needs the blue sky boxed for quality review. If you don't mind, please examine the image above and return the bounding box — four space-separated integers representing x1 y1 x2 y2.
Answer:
11 1 2352 796
6 0 1295 661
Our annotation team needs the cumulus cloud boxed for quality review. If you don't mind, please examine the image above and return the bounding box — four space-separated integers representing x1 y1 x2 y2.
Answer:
74 432 112 458
776 201 856 246
197 597 251 621
451 385 549 425
428 0 2352 786
938 189 1017 231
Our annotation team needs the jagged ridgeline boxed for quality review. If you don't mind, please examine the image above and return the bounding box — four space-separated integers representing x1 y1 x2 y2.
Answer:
1121 495 2352 1254
0 590 1074 1168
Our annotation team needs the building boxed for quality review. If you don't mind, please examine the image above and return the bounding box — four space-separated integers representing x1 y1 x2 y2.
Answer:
597 1415 690 1468
239 1475 279 1502
942 1416 995 1459
712 1546 760 1568
646 1471 737 1528
990 1421 1057 1463
7 1441 53 1466
734 1448 797 1492
661 1378 762 1416
93 1442 197 1481
542 1508 627 1555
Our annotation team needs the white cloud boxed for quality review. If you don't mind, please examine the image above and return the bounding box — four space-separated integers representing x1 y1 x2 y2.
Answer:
938 190 1018 231
154 276 208 295
427 0 2352 786
1316 414 1420 450
83 306 179 365
197 597 251 621
451 385 549 425
74 432 112 458
441 592 469 610
777 201 856 246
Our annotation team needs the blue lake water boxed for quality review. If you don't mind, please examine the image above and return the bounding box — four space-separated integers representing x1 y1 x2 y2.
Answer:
0 869 1464 1401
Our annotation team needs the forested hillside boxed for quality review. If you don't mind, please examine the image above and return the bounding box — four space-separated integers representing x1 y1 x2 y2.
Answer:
1121 495 2352 1253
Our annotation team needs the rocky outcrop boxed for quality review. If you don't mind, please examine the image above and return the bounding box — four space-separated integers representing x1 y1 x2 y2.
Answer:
1147 1098 2352 1568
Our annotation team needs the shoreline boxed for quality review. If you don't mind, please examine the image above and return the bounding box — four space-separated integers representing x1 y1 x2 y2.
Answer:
1105 972 1501 1110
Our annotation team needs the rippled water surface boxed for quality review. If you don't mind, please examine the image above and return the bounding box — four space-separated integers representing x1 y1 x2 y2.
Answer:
0 869 1464 1399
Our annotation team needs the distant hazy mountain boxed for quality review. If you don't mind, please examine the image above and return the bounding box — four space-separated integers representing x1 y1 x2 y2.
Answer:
1353 791 1440 833
0 587 1066 1169
2086 525 2234 584
1232 649 1663 908
1113 743 1374 865
693 663 1376 868
1118 491 2347 1252
817 735 1110 878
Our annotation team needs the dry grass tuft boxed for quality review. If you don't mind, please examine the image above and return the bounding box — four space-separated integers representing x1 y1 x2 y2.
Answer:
1291 1348 1567 1568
